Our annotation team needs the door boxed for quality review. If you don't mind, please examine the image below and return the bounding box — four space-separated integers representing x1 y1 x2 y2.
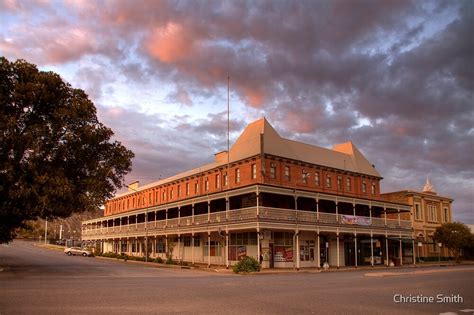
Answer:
269 243 274 268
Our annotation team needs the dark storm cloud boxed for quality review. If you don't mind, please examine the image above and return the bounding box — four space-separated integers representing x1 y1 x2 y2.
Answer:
96 105 244 190
1 0 471 222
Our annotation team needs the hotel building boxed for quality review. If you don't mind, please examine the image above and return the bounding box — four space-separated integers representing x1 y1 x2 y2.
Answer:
82 118 415 269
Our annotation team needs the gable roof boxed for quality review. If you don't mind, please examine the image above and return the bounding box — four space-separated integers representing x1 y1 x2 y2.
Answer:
239 118 381 178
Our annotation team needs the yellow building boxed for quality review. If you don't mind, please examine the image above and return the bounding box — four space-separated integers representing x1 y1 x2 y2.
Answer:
382 180 454 261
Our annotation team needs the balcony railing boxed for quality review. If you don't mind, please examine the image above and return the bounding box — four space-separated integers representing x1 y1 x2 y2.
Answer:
82 206 412 237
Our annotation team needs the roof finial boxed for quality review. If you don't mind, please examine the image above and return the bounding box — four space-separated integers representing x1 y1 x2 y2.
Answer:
422 178 436 194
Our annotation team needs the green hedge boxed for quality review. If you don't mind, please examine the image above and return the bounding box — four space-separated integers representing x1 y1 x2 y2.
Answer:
232 256 261 273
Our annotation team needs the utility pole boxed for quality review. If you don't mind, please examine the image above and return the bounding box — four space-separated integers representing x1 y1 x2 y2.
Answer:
44 218 48 245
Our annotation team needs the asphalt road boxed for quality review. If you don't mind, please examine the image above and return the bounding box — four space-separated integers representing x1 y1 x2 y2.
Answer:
0 241 472 315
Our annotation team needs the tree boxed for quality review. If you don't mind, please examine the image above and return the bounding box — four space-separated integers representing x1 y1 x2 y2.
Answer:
0 57 134 243
434 222 473 262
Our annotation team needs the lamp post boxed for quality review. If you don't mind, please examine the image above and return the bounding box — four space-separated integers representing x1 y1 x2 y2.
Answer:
417 241 423 263
438 243 442 263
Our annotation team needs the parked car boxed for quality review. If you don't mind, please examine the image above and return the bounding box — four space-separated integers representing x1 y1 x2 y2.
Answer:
64 247 92 257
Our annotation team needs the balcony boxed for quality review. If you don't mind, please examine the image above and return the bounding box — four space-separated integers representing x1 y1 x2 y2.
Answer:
82 206 412 238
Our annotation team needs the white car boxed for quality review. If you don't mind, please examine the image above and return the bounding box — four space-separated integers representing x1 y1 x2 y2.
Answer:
64 247 92 257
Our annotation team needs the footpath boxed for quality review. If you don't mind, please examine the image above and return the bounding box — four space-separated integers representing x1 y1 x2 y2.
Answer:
35 243 474 276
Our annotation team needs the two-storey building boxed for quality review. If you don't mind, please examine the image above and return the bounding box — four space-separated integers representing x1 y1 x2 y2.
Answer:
82 118 414 269
382 180 453 261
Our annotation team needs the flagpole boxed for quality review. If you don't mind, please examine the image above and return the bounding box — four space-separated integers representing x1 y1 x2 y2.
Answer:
227 76 230 184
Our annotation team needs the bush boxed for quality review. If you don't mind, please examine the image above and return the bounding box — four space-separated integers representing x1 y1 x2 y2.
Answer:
118 253 128 261
165 258 176 265
153 257 163 264
232 256 261 273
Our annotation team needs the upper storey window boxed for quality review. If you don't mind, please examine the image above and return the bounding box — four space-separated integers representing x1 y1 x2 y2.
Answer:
235 169 240 184
270 163 276 179
251 164 257 180
326 175 331 188
284 166 290 181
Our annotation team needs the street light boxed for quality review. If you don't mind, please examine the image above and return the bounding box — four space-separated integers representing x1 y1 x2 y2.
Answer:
438 242 442 263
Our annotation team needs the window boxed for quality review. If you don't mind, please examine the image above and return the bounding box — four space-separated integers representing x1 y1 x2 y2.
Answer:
346 178 351 191
300 240 315 262
194 181 199 194
326 175 332 188
315 172 320 186
169 189 174 200
148 193 151 204
444 208 449 222
337 177 342 190
183 236 200 247
230 232 258 245
427 204 437 222
362 181 366 193
224 173 228 186
251 164 257 180
415 204 421 220
205 178 209 191
302 171 308 184
371 183 376 195
235 168 240 184
284 166 290 181
186 183 190 195
177 185 181 198
183 236 192 247
203 240 222 257
155 238 166 253
270 164 276 179
216 174 221 188
162 191 166 202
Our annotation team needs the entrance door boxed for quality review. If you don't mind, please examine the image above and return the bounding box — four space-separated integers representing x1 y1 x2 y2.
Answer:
344 242 355 266
269 243 274 268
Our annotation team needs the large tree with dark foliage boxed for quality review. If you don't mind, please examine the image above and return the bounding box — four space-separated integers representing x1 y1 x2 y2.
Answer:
434 222 473 262
0 57 134 243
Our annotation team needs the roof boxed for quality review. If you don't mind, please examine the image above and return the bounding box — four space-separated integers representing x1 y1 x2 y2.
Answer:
114 117 381 198
381 189 454 202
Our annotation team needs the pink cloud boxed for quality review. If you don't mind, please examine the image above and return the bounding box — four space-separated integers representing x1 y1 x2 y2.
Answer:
146 22 196 63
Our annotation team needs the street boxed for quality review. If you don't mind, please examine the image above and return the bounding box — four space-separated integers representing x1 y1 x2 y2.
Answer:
0 241 472 314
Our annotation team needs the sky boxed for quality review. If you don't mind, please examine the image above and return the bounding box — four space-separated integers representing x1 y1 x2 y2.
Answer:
1 0 472 223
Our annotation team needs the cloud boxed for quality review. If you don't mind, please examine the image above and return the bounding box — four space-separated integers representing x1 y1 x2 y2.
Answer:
1 0 472 222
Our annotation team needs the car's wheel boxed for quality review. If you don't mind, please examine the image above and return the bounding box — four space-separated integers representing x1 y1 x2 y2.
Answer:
82 252 87 257
67 252 72 256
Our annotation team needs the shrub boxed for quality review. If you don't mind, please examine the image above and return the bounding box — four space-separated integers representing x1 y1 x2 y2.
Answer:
118 253 128 261
165 258 176 265
153 257 163 264
232 256 261 273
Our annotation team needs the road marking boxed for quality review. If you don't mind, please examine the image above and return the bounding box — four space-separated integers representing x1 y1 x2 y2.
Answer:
459 310 474 313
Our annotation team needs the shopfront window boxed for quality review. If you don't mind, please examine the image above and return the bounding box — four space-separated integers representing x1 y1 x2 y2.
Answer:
274 232 294 262
300 240 315 261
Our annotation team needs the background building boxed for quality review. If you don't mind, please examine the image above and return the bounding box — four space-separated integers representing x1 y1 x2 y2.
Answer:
382 180 454 261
